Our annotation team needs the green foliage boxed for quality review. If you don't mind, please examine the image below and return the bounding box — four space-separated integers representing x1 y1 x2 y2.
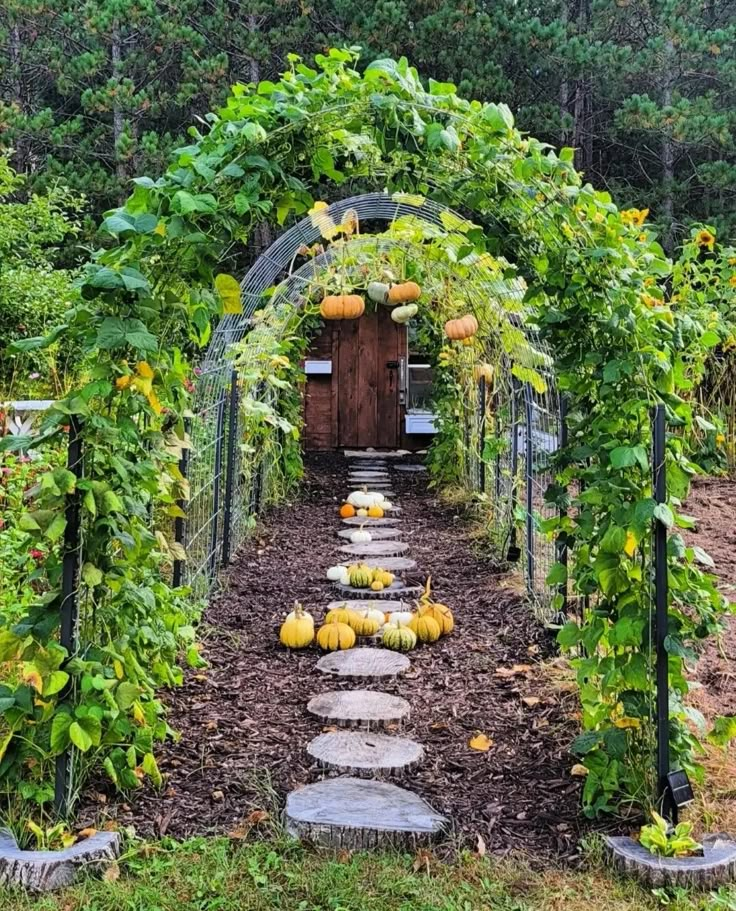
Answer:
639 811 702 858
0 158 82 397
1 48 732 825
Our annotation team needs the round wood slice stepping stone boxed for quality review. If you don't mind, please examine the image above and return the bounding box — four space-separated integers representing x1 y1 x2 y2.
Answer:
338 556 417 572
394 464 427 472
326 599 409 613
316 647 410 679
285 778 447 848
307 689 410 729
337 527 401 540
349 471 391 479
339 541 410 557
334 581 423 599
307 731 424 774
341 516 401 526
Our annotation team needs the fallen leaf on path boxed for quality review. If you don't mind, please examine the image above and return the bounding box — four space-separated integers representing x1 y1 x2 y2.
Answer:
494 664 532 678
469 732 493 751
476 833 487 857
521 696 541 707
571 764 589 777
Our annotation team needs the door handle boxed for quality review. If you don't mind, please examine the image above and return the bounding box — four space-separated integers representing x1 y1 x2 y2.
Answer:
386 360 399 369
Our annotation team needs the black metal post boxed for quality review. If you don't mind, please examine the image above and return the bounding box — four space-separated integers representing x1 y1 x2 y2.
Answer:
507 378 521 562
478 376 487 493
524 385 535 593
55 416 84 817
556 395 569 618
653 404 676 822
172 418 191 588
222 369 239 566
208 392 226 577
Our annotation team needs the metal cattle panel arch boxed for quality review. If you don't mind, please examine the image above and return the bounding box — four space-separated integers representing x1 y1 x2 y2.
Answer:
187 192 561 612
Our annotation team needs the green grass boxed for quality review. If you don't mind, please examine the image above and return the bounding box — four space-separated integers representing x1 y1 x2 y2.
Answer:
2 835 736 911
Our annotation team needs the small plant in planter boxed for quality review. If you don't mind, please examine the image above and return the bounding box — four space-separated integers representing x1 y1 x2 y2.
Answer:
639 812 702 858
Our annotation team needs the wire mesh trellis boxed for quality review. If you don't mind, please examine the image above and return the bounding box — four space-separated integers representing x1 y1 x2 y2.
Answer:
185 192 565 614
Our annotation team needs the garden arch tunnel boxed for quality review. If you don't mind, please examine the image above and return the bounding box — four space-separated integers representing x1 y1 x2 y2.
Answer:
187 192 563 610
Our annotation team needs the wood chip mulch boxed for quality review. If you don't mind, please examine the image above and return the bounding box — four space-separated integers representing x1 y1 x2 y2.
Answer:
80 453 606 860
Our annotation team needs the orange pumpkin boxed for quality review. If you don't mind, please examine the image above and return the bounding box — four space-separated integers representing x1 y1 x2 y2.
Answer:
387 281 421 305
320 294 365 320
340 503 356 518
445 314 478 340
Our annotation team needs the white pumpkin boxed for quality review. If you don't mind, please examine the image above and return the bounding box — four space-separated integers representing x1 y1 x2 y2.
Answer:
357 607 386 626
326 565 350 585
347 487 385 509
384 611 415 628
350 525 372 544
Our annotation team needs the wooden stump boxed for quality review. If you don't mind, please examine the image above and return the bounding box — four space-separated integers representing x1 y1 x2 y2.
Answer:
285 778 447 849
339 541 410 558
394 464 427 473
337 527 401 540
341 515 401 527
333 581 423 599
338 556 417 572
307 731 424 774
316 647 410 680
307 689 410 729
326 599 409 614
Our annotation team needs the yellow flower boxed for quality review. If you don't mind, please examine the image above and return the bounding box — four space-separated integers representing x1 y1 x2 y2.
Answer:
716 433 726 446
621 207 649 227
624 532 637 557
728 257 736 266
696 229 716 249
729 274 736 287
115 375 132 390
638 232 648 242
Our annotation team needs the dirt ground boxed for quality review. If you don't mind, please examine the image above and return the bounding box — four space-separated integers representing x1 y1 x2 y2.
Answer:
683 476 736 717
80 453 591 859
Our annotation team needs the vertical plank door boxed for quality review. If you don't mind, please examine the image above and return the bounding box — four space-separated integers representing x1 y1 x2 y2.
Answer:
336 308 405 449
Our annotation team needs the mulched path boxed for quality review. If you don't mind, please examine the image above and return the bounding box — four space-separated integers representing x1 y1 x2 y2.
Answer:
80 453 592 859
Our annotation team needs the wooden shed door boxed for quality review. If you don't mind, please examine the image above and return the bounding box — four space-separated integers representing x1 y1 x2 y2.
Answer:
303 309 405 450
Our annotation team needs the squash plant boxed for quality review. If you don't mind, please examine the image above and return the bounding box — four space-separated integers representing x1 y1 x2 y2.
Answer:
0 48 732 825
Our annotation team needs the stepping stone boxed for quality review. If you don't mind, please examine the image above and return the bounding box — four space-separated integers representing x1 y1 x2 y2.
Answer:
307 689 410 729
334 581 423 599
338 556 417 572
316 647 410 679
395 464 427 473
325 599 409 614
285 778 447 848
339 541 410 557
349 472 391 480
341 516 401 526
345 450 411 458
337 527 402 540
307 731 424 774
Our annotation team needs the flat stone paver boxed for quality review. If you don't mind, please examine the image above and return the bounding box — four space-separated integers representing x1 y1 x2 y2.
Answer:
325 599 408 613
334 581 422 598
285 778 447 848
316 647 410 679
307 731 424 773
337 527 402 540
341 516 401 526
338 556 417 572
339 541 410 557
307 689 410 729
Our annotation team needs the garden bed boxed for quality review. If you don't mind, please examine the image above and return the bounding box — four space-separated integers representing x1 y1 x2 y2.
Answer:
78 454 590 858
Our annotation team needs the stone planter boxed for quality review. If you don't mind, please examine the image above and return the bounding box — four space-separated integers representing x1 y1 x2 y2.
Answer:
605 833 736 888
0 828 121 892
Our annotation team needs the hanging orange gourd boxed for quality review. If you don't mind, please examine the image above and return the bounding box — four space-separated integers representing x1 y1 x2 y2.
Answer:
320 294 365 320
445 314 478 340
387 281 421 305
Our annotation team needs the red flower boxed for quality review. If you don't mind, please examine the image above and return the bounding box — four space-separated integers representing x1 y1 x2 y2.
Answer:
29 549 44 560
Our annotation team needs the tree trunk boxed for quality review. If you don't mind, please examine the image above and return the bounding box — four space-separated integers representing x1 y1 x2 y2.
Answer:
111 21 127 187
246 13 260 84
559 0 569 147
572 0 592 174
660 38 675 253
9 21 29 172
